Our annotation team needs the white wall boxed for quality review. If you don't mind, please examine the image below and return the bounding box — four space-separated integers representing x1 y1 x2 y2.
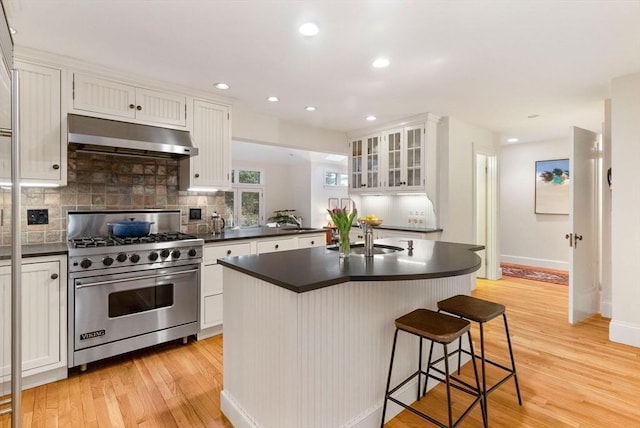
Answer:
500 138 570 270
233 105 347 154
610 71 640 347
309 162 348 228
438 117 499 244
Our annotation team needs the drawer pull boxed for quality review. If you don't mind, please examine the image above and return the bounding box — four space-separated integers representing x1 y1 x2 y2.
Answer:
50 273 58 280
311 241 315 245
52 164 60 170
275 244 279 249
226 249 232 256
129 104 135 109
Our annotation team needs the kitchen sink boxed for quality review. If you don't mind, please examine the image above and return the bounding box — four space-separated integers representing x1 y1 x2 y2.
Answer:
327 243 404 255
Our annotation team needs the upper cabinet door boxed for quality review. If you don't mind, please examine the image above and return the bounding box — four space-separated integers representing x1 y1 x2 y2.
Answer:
403 124 425 191
135 88 186 127
16 62 65 184
385 128 403 189
72 73 187 127
181 100 231 190
73 73 136 119
349 134 382 193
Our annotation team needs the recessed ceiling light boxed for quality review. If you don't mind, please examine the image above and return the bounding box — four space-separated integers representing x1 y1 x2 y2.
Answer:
366 115 377 121
266 96 279 102
299 22 319 36
507 138 519 143
372 58 390 68
305 106 317 111
9 27 17 35
214 82 230 90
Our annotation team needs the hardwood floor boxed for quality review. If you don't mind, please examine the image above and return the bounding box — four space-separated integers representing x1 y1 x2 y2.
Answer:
2 276 640 427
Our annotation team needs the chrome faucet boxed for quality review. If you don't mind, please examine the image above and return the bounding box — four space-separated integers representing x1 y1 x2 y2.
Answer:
361 222 374 257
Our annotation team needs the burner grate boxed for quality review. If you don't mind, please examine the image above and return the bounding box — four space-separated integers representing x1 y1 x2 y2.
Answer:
70 232 198 248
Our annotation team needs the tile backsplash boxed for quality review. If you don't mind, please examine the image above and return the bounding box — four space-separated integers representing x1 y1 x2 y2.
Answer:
0 148 226 246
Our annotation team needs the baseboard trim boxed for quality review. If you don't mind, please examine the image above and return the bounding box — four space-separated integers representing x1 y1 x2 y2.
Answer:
501 255 568 271
609 319 640 347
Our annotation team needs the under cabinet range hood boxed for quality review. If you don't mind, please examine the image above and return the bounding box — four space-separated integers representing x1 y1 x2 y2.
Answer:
68 114 198 160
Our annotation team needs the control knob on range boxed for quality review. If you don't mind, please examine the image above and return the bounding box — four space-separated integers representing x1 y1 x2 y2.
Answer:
130 254 141 263
80 258 92 269
148 251 159 262
102 256 114 266
160 248 171 258
172 249 181 259
188 248 197 257
116 252 128 263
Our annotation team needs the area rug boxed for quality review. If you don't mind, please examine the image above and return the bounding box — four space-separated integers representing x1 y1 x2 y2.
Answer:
500 263 569 286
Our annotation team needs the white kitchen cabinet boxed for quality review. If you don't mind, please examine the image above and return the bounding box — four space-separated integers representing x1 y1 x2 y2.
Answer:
1 255 67 389
297 233 326 249
348 114 439 196
0 62 65 185
349 133 382 193
179 100 231 191
200 241 252 336
72 73 187 127
256 237 298 254
383 125 426 192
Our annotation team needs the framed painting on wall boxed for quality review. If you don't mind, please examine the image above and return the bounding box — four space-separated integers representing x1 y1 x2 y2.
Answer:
328 198 339 210
535 159 570 215
340 198 354 212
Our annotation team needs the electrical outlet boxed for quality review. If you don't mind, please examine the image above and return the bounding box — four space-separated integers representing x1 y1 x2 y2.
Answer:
27 209 49 225
189 208 202 220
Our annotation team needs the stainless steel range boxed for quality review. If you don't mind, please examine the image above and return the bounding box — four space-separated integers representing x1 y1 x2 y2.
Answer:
67 210 203 370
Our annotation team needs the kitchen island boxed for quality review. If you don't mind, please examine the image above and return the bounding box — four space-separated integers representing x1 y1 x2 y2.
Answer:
218 238 482 428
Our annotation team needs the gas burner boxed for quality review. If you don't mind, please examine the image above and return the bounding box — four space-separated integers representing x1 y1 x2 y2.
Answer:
70 236 118 248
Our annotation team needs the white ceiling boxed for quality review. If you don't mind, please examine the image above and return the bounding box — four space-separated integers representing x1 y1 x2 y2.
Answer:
4 0 640 144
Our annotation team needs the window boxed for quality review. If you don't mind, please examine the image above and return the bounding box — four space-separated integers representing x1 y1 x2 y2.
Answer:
232 169 263 185
225 169 265 227
324 170 348 187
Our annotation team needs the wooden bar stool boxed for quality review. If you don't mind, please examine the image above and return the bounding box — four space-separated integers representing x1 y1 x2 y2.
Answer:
436 295 522 419
381 309 486 428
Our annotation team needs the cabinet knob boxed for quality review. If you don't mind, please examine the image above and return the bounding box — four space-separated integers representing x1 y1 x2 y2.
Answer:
50 273 58 280
194 173 200 178
52 164 60 170
226 249 232 255
129 104 135 109
310 241 315 245
136 105 142 111
275 244 279 249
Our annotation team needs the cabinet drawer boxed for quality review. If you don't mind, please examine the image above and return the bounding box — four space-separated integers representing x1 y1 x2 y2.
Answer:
202 293 223 328
202 264 222 295
204 241 252 264
298 234 326 249
256 237 298 254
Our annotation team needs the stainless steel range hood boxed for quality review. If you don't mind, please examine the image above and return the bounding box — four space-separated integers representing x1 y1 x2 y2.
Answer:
68 114 198 160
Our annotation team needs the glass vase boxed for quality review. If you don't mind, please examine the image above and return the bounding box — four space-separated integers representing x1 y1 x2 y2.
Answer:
338 230 351 259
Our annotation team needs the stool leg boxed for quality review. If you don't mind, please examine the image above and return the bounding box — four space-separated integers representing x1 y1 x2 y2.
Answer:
422 339 436 397
443 343 453 428
479 322 488 420
381 329 399 427
467 331 487 428
503 313 523 405
417 337 423 401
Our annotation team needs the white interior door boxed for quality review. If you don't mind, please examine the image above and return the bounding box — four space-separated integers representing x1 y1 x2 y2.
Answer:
568 126 600 323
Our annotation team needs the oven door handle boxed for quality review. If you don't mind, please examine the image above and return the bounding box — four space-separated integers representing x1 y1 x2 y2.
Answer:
75 268 200 289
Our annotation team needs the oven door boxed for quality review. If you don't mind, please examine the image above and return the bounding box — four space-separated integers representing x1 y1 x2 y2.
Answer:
73 265 199 351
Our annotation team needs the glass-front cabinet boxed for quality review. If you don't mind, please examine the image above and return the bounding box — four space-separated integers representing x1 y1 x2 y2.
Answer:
350 134 382 192
350 117 433 194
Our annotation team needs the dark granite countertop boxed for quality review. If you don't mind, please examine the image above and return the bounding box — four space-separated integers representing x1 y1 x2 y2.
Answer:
0 242 69 261
196 226 326 243
218 238 482 293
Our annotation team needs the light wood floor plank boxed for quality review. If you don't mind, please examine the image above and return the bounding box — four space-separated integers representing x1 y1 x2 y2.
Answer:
1 276 639 427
